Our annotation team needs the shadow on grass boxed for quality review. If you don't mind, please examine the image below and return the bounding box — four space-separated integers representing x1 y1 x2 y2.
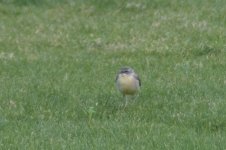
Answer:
192 45 222 57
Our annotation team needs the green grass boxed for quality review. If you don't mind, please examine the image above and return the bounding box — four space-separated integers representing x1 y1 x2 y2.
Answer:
0 0 226 149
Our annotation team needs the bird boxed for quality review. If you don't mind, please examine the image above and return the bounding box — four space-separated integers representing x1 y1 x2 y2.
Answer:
115 67 141 106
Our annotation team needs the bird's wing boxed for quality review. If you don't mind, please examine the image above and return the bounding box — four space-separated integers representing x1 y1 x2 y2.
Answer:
133 73 141 86
115 74 119 82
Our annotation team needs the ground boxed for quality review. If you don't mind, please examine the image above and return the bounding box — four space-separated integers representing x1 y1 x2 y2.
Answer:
0 0 226 149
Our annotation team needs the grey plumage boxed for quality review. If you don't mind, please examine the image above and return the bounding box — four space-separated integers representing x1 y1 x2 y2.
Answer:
115 67 141 96
116 67 141 86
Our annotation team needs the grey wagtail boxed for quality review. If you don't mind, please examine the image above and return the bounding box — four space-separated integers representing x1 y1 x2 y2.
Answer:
116 67 141 105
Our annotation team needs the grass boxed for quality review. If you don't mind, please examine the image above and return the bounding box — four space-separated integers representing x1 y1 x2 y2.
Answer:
0 0 226 149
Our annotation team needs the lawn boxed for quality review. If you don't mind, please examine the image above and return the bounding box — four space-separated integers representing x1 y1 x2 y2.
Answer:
0 0 226 149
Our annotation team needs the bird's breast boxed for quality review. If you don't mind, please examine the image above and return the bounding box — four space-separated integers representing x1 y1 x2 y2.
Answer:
117 75 138 95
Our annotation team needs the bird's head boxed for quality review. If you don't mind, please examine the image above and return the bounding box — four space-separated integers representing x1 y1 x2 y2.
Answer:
119 67 134 75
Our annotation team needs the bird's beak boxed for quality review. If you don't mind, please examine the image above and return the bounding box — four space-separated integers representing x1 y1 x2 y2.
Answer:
121 73 126 77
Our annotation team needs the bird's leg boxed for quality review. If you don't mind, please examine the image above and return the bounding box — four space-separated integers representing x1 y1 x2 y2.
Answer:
119 94 125 108
132 94 139 104
124 95 128 108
